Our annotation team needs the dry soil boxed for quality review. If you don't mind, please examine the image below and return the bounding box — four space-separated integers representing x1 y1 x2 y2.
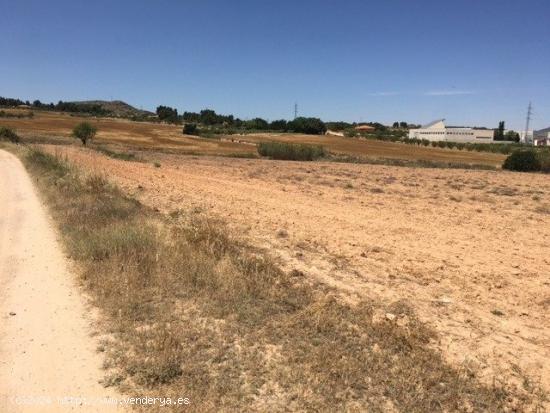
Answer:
47 145 550 395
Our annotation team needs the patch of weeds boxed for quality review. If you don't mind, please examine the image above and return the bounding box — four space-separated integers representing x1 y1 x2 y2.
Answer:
535 205 550 214
329 154 498 171
258 141 325 161
94 145 139 162
223 152 258 159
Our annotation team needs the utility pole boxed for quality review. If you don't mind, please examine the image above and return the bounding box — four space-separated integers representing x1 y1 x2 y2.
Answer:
524 102 533 145
294 103 298 120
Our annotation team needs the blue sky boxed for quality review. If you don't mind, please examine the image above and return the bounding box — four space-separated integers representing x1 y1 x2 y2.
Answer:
1 0 549 129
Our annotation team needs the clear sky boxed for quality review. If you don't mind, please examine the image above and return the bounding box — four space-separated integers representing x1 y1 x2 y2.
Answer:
1 0 549 129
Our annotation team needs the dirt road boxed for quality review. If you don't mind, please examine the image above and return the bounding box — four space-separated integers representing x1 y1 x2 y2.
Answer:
49 146 550 395
0 149 121 412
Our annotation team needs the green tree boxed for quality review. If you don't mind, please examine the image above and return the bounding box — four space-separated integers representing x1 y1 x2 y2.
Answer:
494 121 505 140
156 105 179 123
199 109 219 125
504 130 520 142
270 119 288 131
287 117 327 135
245 118 269 130
72 122 97 146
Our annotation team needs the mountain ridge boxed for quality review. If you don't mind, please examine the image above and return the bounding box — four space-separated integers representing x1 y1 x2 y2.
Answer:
69 100 154 117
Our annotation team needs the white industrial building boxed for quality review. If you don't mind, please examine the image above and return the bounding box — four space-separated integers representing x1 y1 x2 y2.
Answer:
409 119 495 143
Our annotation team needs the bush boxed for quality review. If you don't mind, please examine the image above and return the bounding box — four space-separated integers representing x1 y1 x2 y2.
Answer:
183 123 199 135
502 150 542 172
257 141 325 161
536 151 550 173
344 129 358 138
0 126 20 143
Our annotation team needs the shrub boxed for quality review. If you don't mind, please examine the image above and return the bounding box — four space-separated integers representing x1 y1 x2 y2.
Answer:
182 123 198 135
72 122 97 146
537 151 550 173
257 141 325 161
0 126 20 143
502 150 541 172
344 129 358 138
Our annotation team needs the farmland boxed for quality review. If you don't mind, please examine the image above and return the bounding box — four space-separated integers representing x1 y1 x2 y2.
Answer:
2 109 549 410
42 144 550 396
1 109 506 165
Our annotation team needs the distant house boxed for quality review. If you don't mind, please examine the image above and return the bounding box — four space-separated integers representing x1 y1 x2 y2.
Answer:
533 134 550 146
354 124 375 132
408 119 495 143
533 127 550 146
17 104 31 109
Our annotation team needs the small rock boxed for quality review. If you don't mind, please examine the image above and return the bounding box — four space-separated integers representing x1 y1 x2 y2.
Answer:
9 312 16 316
385 313 396 321
438 296 453 304
491 309 505 317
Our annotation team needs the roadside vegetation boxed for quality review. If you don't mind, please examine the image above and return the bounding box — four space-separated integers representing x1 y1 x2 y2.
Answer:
11 144 546 412
0 126 21 143
258 141 326 161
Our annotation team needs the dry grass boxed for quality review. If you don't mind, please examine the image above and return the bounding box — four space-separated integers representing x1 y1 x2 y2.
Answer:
18 145 546 412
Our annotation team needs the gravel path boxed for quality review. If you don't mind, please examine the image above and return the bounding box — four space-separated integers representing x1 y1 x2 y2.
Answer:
0 149 121 412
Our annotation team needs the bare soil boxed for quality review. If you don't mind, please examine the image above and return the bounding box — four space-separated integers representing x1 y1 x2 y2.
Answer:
46 145 550 395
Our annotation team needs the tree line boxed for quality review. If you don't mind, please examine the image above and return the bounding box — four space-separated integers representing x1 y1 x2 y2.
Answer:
157 106 327 135
0 96 109 116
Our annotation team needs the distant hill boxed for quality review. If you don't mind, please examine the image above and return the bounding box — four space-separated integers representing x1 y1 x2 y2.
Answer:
535 126 550 137
70 100 154 117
